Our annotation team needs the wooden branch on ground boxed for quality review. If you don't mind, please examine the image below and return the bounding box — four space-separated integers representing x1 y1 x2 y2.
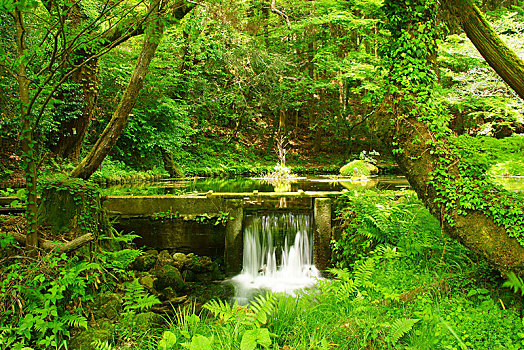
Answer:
9 231 94 253
270 0 291 29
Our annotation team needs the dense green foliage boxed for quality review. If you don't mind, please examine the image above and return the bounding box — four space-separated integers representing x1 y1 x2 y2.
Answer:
27 191 519 350
1 0 524 349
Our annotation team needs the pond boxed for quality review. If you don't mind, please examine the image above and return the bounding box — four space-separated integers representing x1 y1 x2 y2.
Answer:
104 174 524 196
101 175 412 196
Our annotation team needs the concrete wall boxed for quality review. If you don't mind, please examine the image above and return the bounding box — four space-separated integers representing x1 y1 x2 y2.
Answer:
104 195 332 273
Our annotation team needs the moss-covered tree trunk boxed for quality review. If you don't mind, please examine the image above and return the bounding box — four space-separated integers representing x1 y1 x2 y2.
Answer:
14 8 38 250
369 0 524 276
71 0 165 180
38 175 108 247
441 0 524 100
371 95 524 275
160 149 184 178
53 54 99 162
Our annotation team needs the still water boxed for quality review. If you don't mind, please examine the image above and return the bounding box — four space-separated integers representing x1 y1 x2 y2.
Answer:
102 175 411 195
102 175 523 195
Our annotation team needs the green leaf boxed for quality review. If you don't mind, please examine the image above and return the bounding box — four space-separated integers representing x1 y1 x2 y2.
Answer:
158 331 177 350
182 335 213 350
241 329 271 350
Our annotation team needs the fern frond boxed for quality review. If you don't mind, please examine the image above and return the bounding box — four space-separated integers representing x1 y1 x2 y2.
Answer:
249 294 276 315
328 268 352 282
247 293 277 325
203 298 238 323
354 258 375 288
503 272 524 296
336 280 359 298
388 318 420 344
92 340 115 350
62 313 88 329
123 279 161 312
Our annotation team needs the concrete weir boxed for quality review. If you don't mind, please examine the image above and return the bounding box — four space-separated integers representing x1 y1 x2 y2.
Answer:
103 191 338 273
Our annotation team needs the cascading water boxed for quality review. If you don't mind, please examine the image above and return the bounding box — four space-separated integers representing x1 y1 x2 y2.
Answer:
231 212 320 303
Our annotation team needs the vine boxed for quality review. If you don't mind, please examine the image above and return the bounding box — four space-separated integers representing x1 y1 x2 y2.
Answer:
381 0 524 243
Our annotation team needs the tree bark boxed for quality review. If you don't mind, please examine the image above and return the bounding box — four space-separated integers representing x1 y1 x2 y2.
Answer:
14 8 38 250
441 0 524 100
160 148 184 178
53 54 99 161
10 231 94 253
368 0 524 276
370 95 524 275
71 0 165 180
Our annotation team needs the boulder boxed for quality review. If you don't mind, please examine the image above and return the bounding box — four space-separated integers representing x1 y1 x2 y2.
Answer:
139 274 156 290
92 292 122 320
68 319 114 350
145 249 159 256
172 252 187 270
340 160 378 177
173 252 187 263
132 254 157 272
153 265 185 292
157 250 174 267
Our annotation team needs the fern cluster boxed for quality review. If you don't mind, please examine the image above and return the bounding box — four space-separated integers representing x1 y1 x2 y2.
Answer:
0 252 96 349
332 190 453 268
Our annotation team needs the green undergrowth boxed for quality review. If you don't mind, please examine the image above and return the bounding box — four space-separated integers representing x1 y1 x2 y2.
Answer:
90 156 340 183
81 191 524 350
0 226 144 350
451 134 524 177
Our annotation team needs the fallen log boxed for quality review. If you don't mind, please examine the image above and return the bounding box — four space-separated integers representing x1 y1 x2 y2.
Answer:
9 231 94 253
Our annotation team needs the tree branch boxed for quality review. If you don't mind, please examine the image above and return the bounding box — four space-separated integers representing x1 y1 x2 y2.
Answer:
10 231 95 253
270 0 291 29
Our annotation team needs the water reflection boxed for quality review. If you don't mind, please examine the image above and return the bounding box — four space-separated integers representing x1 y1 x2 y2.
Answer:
101 175 412 196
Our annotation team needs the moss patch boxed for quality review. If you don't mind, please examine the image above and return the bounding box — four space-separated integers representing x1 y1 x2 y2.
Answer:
340 160 375 177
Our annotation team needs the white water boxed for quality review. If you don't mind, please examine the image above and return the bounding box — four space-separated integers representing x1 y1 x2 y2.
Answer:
231 213 320 303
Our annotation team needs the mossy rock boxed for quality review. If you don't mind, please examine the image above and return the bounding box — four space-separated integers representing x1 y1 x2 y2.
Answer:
153 265 185 292
156 250 174 267
186 255 213 273
139 274 156 290
131 312 164 332
68 319 114 350
340 160 378 177
92 292 123 320
132 254 157 272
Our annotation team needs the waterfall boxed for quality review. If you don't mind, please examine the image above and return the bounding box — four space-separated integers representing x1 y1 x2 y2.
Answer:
231 212 320 302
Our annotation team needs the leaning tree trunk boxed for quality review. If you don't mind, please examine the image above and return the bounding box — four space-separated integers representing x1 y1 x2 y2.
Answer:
441 0 524 100
71 0 165 180
370 95 524 275
53 54 99 161
369 0 524 276
52 4 100 162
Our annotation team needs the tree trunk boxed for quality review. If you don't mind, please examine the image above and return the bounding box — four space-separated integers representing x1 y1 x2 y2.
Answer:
370 95 524 275
14 8 38 250
71 0 165 180
53 54 99 161
368 0 524 276
160 149 184 178
52 4 99 162
441 0 524 100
